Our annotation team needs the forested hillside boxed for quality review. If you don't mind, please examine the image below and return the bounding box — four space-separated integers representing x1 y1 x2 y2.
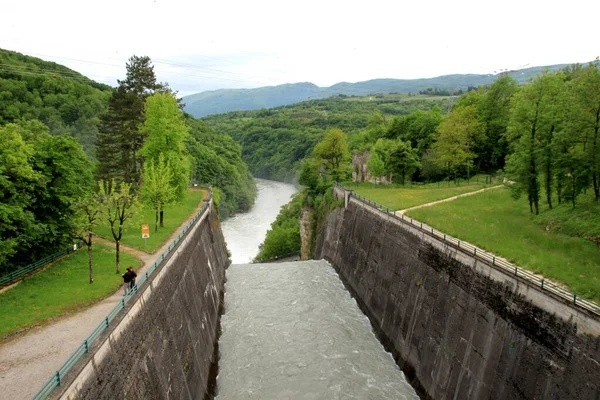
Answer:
184 63 572 117
0 51 256 274
203 94 451 181
0 48 112 158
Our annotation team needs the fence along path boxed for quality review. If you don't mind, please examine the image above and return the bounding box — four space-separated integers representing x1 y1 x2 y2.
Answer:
0 191 211 400
336 183 600 318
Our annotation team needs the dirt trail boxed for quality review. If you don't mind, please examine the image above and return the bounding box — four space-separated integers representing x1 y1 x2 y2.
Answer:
395 184 504 215
0 192 207 399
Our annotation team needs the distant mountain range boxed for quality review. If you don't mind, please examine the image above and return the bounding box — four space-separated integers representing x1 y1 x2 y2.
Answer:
183 63 575 117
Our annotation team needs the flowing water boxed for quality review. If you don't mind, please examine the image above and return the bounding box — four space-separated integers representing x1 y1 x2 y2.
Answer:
216 261 419 399
221 179 298 263
218 179 418 399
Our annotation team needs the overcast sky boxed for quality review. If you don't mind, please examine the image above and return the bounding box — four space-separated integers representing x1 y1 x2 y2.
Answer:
1 0 598 96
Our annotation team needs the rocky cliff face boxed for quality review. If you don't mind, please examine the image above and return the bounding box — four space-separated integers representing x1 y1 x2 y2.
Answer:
352 151 391 184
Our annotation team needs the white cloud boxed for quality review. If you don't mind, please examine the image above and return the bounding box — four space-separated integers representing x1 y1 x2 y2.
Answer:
1 0 598 95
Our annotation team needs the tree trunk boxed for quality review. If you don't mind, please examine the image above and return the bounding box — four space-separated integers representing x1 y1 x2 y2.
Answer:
88 233 94 284
155 208 159 232
593 109 600 200
545 125 554 210
116 240 121 273
557 176 562 205
160 210 164 227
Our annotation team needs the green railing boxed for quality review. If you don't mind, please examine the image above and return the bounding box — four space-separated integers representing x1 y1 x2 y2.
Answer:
32 190 213 400
0 241 83 289
334 183 600 317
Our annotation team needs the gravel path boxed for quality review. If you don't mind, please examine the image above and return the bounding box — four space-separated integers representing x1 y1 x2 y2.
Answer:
0 194 207 400
395 184 504 215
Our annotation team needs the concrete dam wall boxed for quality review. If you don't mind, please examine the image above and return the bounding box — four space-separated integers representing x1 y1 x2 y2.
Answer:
57 202 229 400
315 193 600 400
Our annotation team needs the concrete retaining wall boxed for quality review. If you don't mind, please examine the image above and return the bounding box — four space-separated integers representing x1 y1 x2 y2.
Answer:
57 202 229 400
315 196 600 400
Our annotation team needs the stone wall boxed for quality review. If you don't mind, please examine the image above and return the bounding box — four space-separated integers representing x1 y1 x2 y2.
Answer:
57 202 228 400
315 197 600 400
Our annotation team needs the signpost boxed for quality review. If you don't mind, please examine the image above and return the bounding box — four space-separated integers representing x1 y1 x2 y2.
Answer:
141 224 150 247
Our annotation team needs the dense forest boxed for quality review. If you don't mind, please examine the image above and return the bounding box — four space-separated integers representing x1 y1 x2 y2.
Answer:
203 94 452 181
254 61 600 260
0 50 256 274
0 48 112 158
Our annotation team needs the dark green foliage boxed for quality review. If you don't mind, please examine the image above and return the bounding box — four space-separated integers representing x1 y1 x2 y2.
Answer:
203 94 449 181
0 121 93 273
0 48 111 158
185 117 256 219
96 56 161 186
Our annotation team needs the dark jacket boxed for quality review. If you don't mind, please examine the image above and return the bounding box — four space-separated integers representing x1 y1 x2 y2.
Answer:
122 270 137 283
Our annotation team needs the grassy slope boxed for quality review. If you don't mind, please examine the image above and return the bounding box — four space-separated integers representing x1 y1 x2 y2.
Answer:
95 189 206 253
406 188 600 302
0 243 141 339
347 178 499 210
534 192 600 244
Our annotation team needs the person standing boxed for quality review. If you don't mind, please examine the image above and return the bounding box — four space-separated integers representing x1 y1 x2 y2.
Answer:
122 267 137 295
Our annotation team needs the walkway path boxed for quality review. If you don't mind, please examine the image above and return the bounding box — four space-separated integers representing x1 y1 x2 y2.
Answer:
395 184 504 215
0 192 207 400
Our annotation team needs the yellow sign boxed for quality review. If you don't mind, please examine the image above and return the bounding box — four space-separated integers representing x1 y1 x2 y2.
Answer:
141 224 150 239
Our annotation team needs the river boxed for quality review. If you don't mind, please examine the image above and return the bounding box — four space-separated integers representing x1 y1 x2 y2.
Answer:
221 179 298 263
217 179 418 399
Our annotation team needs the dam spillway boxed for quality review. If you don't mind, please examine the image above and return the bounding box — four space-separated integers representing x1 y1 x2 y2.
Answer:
216 260 418 399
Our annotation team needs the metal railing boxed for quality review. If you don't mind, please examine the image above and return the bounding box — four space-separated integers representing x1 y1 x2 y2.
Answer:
0 242 83 288
335 183 600 317
32 191 212 400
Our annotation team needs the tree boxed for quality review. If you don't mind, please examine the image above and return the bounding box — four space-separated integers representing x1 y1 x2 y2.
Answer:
312 128 351 182
98 180 138 273
142 92 191 225
432 106 482 182
0 125 38 271
572 61 600 200
74 194 101 283
0 121 94 273
478 75 519 171
387 140 421 185
96 56 161 186
142 154 175 232
367 151 386 179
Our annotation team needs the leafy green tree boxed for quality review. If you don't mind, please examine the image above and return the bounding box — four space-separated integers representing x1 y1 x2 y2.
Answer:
299 159 324 194
312 128 351 182
0 121 93 273
432 106 482 181
367 151 386 179
0 125 38 271
142 92 190 225
74 194 101 283
572 62 600 200
98 180 139 273
387 140 421 185
142 154 175 231
478 75 519 171
506 74 553 214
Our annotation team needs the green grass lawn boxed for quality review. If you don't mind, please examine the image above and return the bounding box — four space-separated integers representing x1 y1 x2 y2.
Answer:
345 179 499 210
406 188 600 302
95 189 206 253
0 243 141 339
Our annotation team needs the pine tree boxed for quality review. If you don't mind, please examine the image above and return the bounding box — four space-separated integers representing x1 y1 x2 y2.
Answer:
96 56 161 186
